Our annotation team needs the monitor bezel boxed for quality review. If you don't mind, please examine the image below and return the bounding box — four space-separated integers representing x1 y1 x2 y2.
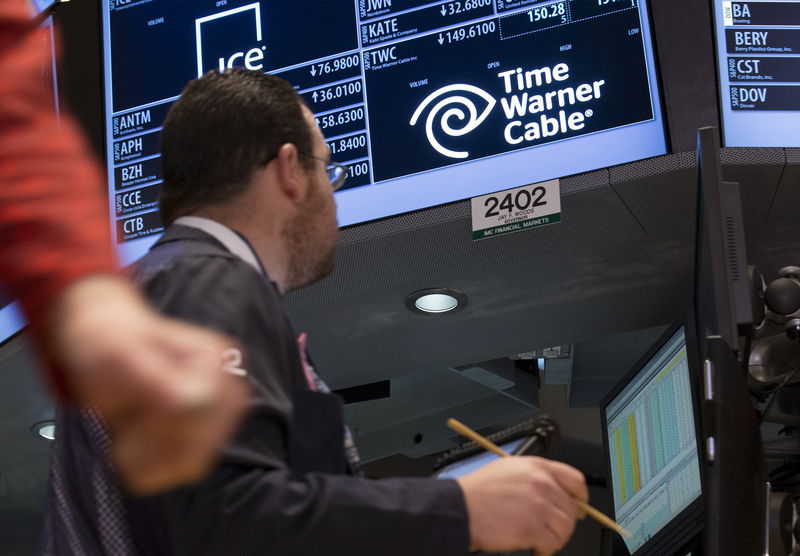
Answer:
0 12 62 348
599 317 706 556
694 130 766 556
96 0 672 249
707 0 729 147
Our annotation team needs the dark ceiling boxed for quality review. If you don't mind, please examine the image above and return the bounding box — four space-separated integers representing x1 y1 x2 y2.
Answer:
280 147 800 466
288 148 799 384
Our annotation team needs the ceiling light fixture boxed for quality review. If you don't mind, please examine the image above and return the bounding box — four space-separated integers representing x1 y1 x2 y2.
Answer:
32 421 56 441
406 288 467 315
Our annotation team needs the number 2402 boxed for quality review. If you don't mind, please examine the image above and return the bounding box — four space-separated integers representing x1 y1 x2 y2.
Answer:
484 186 546 217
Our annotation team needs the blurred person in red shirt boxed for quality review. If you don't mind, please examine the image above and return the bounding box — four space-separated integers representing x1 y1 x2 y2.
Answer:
0 0 246 494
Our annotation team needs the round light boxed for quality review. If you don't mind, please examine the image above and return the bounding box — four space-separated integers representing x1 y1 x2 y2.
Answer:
415 294 458 313
406 288 467 315
32 421 56 441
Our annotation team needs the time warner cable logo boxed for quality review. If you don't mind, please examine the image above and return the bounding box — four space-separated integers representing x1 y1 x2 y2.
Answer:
410 63 604 159
409 85 496 159
195 3 266 77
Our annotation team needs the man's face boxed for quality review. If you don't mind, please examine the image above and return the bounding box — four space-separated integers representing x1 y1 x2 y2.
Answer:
281 105 339 292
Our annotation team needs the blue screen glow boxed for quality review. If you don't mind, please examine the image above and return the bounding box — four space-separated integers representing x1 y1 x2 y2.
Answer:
712 0 800 147
101 0 667 265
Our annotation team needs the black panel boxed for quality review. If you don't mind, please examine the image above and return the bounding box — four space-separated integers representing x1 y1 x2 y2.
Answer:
53 0 104 158
649 0 719 152
333 380 391 404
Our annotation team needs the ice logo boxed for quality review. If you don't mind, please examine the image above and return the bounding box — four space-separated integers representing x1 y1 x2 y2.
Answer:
195 3 265 78
409 84 496 159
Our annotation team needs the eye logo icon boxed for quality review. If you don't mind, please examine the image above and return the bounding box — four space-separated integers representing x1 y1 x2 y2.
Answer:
409 84 496 159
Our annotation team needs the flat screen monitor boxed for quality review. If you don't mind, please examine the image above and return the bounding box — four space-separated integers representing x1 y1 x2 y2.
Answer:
101 0 667 265
601 325 703 555
694 127 754 352
0 3 60 346
693 126 766 556
711 0 800 146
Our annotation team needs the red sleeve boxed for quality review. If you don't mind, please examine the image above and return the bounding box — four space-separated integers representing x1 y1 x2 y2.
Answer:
0 0 117 396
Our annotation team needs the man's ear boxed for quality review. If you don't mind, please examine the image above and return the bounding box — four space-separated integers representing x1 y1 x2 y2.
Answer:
273 143 308 202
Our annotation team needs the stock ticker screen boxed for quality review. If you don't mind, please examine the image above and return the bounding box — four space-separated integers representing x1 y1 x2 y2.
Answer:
0 3 60 345
604 327 702 553
102 0 667 264
714 1 800 146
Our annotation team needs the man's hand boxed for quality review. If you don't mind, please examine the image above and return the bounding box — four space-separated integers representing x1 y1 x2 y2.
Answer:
456 456 588 555
48 275 248 494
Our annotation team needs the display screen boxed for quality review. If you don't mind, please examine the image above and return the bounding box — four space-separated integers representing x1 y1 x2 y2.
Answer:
31 0 54 13
604 327 701 553
0 294 25 346
436 438 525 478
713 0 800 146
102 0 667 265
1 4 59 345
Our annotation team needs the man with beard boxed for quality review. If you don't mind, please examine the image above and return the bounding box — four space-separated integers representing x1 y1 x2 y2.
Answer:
47 68 588 556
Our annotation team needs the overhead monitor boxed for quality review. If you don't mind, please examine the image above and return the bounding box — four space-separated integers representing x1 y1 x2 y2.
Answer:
1 2 60 346
712 0 800 146
601 325 703 555
101 0 667 265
